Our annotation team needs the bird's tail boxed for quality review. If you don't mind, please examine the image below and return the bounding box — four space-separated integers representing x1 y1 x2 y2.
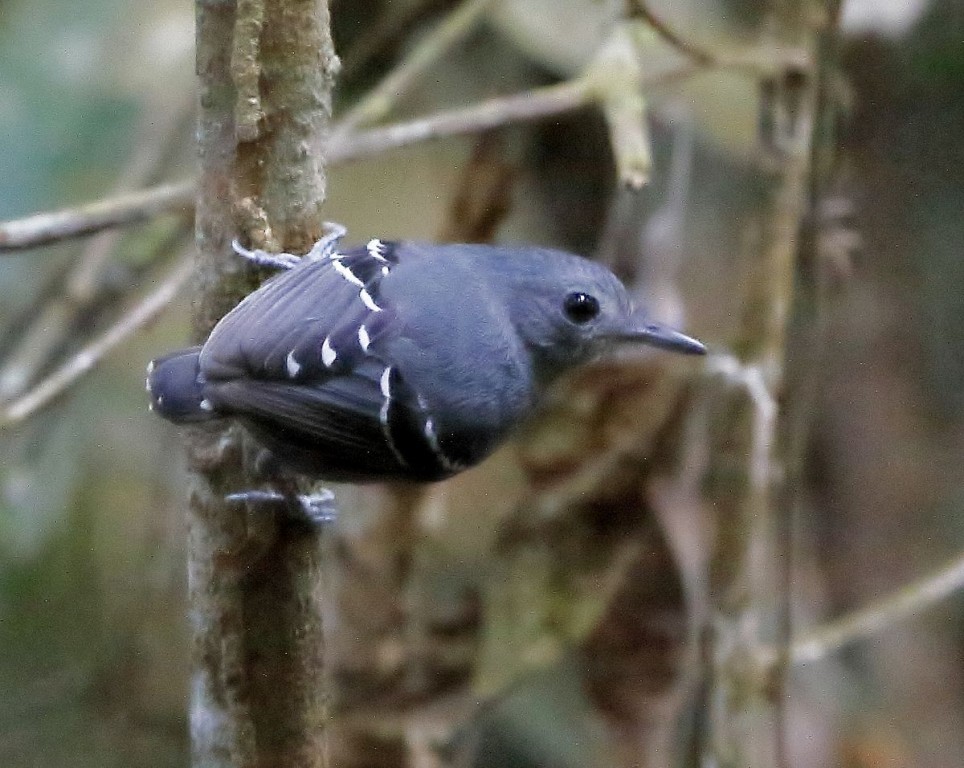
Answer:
146 346 213 423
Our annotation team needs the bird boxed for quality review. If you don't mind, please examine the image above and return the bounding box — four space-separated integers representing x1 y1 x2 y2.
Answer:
147 224 705 486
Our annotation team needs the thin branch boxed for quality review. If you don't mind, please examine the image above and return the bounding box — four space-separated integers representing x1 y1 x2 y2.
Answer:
337 45 809 154
0 88 196 401
704 353 778 490
338 0 449 80
333 0 494 138
630 1 813 76
0 180 194 252
633 3 813 69
692 14 817 759
592 21 653 189
0 80 593 255
0 218 192 403
780 551 964 667
628 0 718 65
330 78 596 162
770 11 846 763
436 133 515 243
0 255 193 427
0 47 810 256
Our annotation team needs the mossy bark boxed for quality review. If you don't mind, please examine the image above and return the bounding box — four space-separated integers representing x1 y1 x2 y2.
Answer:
190 2 338 766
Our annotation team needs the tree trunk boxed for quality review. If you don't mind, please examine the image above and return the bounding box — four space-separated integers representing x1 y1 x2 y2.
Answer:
189 2 338 766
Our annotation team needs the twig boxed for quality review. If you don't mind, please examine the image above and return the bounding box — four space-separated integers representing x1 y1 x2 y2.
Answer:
436 133 515 243
333 0 494 138
0 180 194 252
628 0 717 65
592 21 653 189
0 256 193 427
0 218 192 403
781 551 964 667
705 354 778 489
694 21 817 759
0 82 591 255
329 78 596 162
0 48 811 255
0 88 196 401
630 1 813 76
338 0 450 80
770 11 846 763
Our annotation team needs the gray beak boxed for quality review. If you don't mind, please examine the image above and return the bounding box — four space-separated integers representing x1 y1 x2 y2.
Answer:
612 313 707 355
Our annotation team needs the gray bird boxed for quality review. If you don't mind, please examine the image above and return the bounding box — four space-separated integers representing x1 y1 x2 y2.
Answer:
147 226 705 484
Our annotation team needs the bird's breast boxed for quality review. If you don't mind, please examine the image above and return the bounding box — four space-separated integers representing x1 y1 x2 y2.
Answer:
385 324 535 471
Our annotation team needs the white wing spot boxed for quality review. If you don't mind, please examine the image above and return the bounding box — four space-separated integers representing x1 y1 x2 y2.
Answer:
333 260 365 288
423 413 465 472
285 351 301 377
381 265 390 276
200 398 214 412
358 325 371 352
321 336 337 367
380 367 392 398
367 238 388 262
379 366 407 467
359 288 382 312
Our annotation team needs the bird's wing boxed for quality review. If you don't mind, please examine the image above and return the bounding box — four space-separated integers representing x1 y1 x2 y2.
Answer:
198 242 454 481
208 356 452 481
200 242 399 381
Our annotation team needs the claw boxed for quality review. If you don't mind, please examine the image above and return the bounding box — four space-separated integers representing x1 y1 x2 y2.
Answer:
304 221 348 261
231 222 348 269
231 239 301 271
226 488 337 526
296 489 337 525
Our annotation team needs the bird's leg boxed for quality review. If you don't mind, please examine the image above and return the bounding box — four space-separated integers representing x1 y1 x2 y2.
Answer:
227 449 338 527
296 488 338 525
225 488 337 526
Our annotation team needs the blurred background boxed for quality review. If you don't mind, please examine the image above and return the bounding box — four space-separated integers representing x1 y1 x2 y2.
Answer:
0 1 961 766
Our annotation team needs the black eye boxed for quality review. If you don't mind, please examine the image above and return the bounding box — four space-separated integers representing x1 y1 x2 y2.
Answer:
563 292 600 324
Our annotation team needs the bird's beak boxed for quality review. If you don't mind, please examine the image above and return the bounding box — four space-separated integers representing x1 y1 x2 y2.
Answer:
610 313 707 355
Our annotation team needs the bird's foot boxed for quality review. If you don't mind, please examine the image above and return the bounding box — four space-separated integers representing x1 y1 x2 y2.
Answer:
304 221 347 261
231 222 347 270
231 240 301 270
225 488 337 527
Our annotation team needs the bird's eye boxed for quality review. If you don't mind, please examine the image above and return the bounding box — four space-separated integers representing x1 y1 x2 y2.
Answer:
563 292 601 324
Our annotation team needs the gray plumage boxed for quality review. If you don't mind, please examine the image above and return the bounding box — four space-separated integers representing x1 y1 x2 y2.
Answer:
147 233 705 483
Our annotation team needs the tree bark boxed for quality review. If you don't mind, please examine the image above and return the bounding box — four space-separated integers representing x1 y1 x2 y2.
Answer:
190 2 338 766
695 8 823 768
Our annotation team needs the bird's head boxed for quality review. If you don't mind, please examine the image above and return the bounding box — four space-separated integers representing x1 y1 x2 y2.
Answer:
491 247 706 382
